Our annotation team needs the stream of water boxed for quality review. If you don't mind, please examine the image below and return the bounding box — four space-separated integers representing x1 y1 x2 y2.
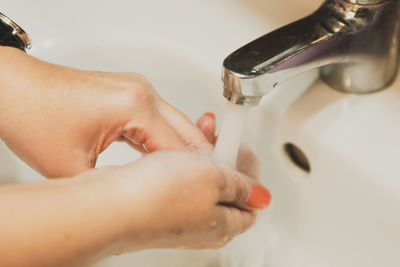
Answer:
213 101 249 169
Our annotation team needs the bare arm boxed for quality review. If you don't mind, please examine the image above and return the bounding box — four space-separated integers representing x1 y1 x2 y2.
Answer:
0 172 127 266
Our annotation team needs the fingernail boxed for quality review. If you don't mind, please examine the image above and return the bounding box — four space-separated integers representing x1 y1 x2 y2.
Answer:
247 185 271 209
204 112 215 120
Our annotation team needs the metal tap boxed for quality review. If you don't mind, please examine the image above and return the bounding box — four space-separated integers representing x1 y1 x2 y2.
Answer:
222 0 400 106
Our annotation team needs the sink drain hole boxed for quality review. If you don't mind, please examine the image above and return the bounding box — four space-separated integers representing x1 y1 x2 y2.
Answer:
284 143 311 173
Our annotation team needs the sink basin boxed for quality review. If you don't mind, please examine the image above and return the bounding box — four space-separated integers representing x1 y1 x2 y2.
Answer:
2 0 399 266
242 69 400 266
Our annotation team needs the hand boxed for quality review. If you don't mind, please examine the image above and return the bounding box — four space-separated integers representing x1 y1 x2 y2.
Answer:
0 47 211 178
98 150 266 252
0 150 270 266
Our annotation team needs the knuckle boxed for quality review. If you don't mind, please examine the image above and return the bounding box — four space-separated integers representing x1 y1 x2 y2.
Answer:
124 81 154 109
132 85 153 106
110 73 155 110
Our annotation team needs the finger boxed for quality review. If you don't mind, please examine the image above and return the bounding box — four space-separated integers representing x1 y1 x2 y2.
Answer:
247 184 272 209
217 168 252 210
214 205 256 242
122 110 187 153
218 168 271 210
156 100 213 152
237 143 261 179
196 112 217 144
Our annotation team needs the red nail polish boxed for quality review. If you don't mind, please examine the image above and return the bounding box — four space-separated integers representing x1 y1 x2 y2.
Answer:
204 112 215 120
247 185 271 209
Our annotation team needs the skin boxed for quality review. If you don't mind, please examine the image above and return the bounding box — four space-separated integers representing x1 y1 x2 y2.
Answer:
0 46 211 178
0 151 258 267
0 46 267 266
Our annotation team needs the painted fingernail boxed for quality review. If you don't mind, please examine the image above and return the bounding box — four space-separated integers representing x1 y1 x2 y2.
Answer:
247 185 271 209
204 112 216 120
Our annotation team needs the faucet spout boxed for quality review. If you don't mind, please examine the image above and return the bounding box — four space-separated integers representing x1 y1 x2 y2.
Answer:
222 0 400 106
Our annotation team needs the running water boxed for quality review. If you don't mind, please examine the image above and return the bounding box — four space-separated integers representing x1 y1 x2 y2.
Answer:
213 101 249 169
213 102 278 267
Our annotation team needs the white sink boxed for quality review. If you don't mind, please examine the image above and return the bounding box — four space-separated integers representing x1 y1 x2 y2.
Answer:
2 0 399 266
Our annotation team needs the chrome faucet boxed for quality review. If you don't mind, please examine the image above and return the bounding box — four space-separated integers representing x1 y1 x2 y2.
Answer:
222 0 400 106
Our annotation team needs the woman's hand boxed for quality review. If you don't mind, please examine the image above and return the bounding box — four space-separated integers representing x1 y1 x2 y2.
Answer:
0 47 211 178
98 150 267 253
0 150 270 266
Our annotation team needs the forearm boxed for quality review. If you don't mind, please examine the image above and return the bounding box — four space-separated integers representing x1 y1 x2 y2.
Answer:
0 46 64 173
0 46 98 177
0 46 35 139
0 46 47 120
0 171 131 267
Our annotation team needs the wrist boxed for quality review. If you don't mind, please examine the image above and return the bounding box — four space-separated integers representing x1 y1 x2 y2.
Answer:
75 166 158 254
0 46 31 141
97 164 169 253
69 170 129 256
0 169 136 266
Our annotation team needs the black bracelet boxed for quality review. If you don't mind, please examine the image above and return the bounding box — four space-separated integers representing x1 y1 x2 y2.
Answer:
0 12 31 52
